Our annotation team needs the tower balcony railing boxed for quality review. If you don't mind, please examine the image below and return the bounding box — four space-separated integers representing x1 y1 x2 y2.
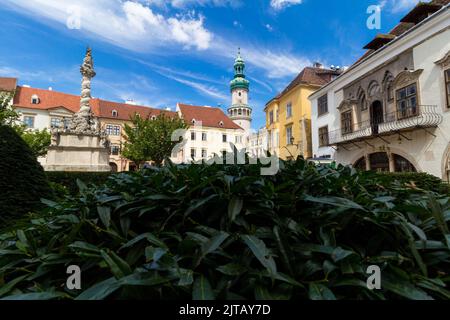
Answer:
325 105 442 146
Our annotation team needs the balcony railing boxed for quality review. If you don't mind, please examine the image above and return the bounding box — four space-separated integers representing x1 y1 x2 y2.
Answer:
324 105 442 146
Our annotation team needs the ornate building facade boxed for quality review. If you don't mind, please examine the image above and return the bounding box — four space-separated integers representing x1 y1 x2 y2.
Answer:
310 1 450 180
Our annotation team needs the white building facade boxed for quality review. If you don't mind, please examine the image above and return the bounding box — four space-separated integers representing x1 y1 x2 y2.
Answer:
310 3 450 180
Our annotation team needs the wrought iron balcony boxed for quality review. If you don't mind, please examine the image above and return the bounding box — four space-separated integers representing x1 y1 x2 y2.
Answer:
324 105 442 146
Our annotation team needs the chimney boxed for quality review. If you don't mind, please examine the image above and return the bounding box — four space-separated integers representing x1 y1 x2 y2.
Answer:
313 62 324 69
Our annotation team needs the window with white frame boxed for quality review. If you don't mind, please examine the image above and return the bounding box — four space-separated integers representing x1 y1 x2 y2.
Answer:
31 94 39 104
318 126 329 147
106 124 121 136
202 132 207 141
190 148 196 159
286 126 293 145
286 102 292 119
222 134 227 143
201 149 207 158
191 131 196 141
23 116 34 128
50 117 61 128
110 145 120 156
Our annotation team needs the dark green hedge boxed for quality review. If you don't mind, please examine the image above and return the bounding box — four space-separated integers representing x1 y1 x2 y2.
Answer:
1 159 450 300
46 171 113 196
379 172 450 194
0 125 53 222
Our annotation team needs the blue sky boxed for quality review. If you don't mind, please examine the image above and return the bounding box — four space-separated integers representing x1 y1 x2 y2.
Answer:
0 0 421 128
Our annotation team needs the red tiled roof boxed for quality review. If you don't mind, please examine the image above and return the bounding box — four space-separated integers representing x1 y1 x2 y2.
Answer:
13 86 80 112
266 67 340 106
13 86 176 120
0 77 18 91
177 103 242 130
96 100 177 121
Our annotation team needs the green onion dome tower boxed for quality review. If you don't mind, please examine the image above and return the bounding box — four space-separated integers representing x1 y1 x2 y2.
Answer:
227 49 252 139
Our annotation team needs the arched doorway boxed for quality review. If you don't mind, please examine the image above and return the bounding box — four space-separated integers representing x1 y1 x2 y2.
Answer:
109 162 118 172
370 100 384 135
128 163 138 172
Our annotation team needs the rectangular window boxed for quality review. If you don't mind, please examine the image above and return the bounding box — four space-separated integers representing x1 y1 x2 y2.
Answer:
396 83 418 118
269 111 274 124
286 102 292 119
190 148 196 159
201 149 207 158
276 109 279 121
235 136 242 144
318 94 328 116
318 126 329 147
191 131 196 141
286 126 293 145
341 111 353 134
202 132 207 141
50 117 61 128
106 125 121 136
222 134 227 143
110 145 120 156
445 69 450 109
23 116 34 128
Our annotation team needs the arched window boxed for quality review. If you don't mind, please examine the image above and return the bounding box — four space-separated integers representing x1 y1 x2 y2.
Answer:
219 121 224 127
109 162 118 172
151 115 157 121
112 110 118 117
394 154 416 172
191 119 196 124
238 109 242 115
354 157 366 171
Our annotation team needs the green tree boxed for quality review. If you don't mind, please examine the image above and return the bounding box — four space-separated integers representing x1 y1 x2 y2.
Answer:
0 90 51 157
0 91 19 126
14 126 51 158
122 113 187 167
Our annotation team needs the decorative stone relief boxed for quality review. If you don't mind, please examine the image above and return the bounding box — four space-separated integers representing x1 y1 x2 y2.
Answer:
393 69 423 89
435 50 450 69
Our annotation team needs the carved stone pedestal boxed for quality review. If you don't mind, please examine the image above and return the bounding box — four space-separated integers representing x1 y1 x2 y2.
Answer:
44 133 110 172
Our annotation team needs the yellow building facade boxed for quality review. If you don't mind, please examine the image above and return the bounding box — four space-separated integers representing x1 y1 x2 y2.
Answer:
265 65 341 160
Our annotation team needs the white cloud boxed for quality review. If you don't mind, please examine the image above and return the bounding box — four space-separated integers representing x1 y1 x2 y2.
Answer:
270 0 302 11
381 0 420 13
265 24 273 32
4 0 213 51
166 74 228 100
169 0 241 9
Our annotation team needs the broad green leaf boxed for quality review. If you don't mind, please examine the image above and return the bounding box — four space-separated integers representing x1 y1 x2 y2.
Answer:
76 277 122 300
331 247 354 262
228 197 243 222
304 195 366 211
201 232 229 256
1 292 65 300
383 274 433 300
97 206 111 228
241 235 277 275
216 263 247 276
192 275 215 300
309 283 336 300
100 250 132 279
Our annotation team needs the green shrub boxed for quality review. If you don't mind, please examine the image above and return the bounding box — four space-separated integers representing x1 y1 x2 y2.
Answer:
46 172 112 195
0 159 449 300
379 172 450 194
0 125 52 223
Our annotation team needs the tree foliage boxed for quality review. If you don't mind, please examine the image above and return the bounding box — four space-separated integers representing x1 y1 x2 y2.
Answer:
0 91 18 126
0 90 51 158
0 158 449 300
122 113 187 167
14 126 51 158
